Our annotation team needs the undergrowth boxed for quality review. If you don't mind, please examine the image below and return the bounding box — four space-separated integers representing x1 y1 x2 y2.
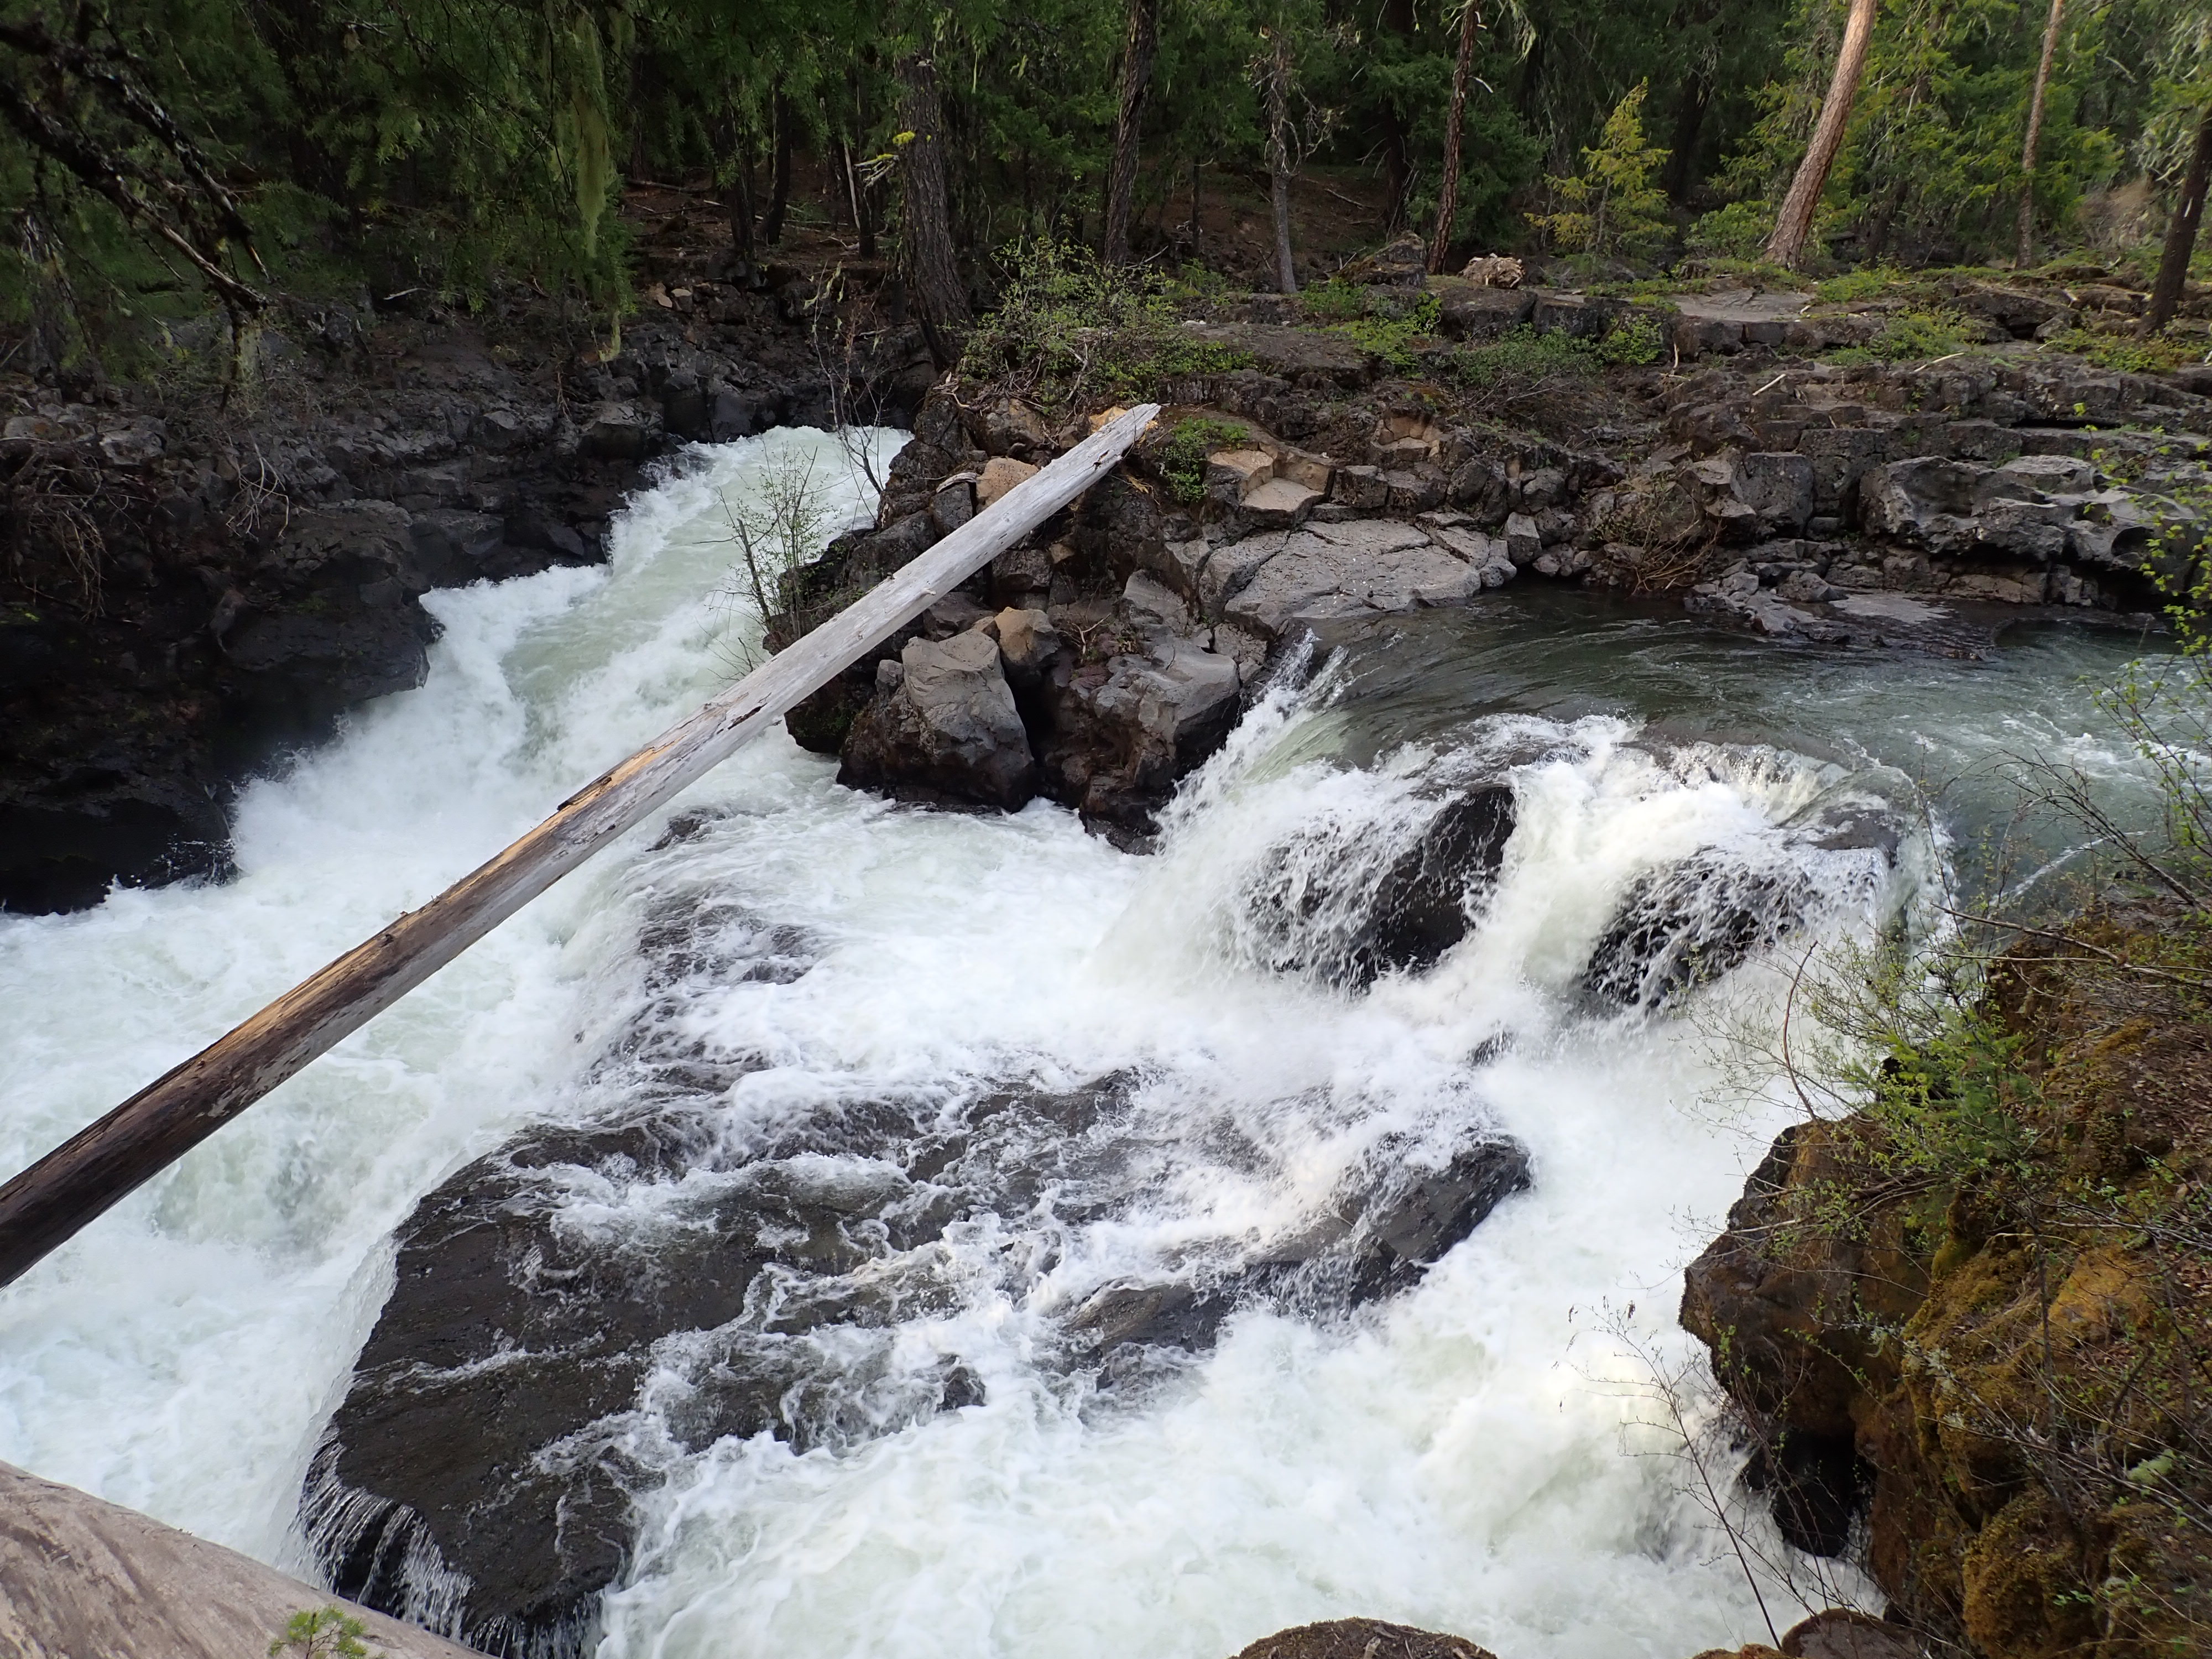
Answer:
962 240 1254 406
1156 415 1250 504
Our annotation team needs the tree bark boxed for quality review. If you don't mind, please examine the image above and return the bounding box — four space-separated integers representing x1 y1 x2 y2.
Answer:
0 406 1165 1292
1663 67 1713 202
763 87 794 246
1763 0 1879 269
2015 0 2064 268
2148 103 2212 335
1264 31 1298 293
1429 0 1482 274
728 125 757 268
898 51 969 363
1103 0 1160 264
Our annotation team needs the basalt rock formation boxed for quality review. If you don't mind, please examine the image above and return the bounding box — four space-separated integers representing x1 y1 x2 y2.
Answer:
1682 924 2212 1657
2 243 933 914
305 890 1531 1655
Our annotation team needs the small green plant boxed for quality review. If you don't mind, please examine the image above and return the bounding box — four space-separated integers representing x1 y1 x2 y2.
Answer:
962 239 1253 406
1815 263 1911 305
1683 201 1772 260
270 1607 373 1659
1300 279 1367 323
1331 292 1443 371
1597 314 1667 366
714 448 832 662
1156 415 1250 504
1446 326 1603 401
2046 328 2198 375
1528 82 1672 262
1827 306 1973 365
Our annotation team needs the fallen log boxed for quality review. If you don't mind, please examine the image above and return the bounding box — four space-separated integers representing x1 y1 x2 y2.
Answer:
0 403 1160 1290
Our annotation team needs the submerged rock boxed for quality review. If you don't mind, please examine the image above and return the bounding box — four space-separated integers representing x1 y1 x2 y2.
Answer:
309 928 1531 1656
1229 1618 1501 1659
1580 850 1810 1011
1243 785 1519 989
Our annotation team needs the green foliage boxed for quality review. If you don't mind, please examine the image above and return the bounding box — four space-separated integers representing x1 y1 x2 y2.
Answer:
1815 263 1912 304
1300 279 1368 322
2046 328 2201 375
1156 416 1251 503
1328 291 1443 371
1684 201 1777 259
961 239 1253 405
1528 82 1673 262
270 1607 371 1659
1825 306 1974 364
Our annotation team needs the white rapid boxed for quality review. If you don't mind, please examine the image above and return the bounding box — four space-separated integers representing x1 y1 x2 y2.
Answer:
0 429 2149 1659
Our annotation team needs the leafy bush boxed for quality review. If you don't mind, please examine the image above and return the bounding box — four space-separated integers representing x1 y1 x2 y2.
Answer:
1598 314 1667 366
1684 201 1773 260
1528 82 1673 262
1826 306 1974 364
1155 416 1251 504
1814 263 1912 304
1300 279 1368 323
270 1608 371 1659
2046 328 2199 375
1330 292 1443 371
962 240 1253 406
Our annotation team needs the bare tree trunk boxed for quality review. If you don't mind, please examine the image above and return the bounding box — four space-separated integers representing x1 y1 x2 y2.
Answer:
2148 104 2212 335
1663 67 1713 202
728 122 757 269
1103 0 1160 264
898 52 969 363
1264 31 1298 293
2015 0 2064 268
764 87 794 246
1764 0 1879 269
1428 0 1482 274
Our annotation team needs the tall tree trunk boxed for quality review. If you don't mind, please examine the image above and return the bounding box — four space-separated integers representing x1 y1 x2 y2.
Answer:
1428 0 1482 273
1764 0 1879 269
728 124 758 269
764 87 794 246
2147 104 2212 335
1190 158 1203 242
2015 0 2064 268
1264 32 1298 293
1663 67 1713 202
1103 0 1161 264
1379 0 1416 236
898 52 969 364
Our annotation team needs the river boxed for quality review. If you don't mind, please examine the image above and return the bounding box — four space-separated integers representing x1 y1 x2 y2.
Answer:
0 427 2158 1659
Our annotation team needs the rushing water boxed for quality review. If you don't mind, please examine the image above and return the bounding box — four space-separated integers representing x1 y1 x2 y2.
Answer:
0 429 2162 1659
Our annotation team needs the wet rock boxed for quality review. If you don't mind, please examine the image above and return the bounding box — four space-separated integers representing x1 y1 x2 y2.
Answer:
1217 519 1491 639
1581 850 1811 1010
579 401 659 460
1036 614 1241 833
1339 1128 1532 1298
1780 1610 1917 1659
1244 786 1517 988
838 631 1036 810
1229 1618 1501 1659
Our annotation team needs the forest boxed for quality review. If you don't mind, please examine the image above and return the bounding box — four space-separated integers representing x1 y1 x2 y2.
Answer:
2 0 2209 372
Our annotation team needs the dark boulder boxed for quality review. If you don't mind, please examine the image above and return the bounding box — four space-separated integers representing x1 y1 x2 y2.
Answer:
1581 850 1811 1011
1243 786 1518 989
1229 1618 1501 1659
837 631 1037 810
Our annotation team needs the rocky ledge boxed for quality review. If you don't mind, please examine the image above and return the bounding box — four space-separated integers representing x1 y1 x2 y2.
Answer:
780 342 2198 831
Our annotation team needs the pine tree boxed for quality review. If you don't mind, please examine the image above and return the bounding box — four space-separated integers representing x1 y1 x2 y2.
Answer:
1529 80 1672 260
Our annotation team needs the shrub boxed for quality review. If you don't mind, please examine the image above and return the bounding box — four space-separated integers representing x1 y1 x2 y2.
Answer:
1826 306 1973 365
1528 83 1673 262
1156 416 1251 504
1815 263 1912 305
1684 201 1772 260
962 239 1253 406
1598 314 1667 366
1300 279 1368 323
2046 328 2198 376
1331 292 1443 372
